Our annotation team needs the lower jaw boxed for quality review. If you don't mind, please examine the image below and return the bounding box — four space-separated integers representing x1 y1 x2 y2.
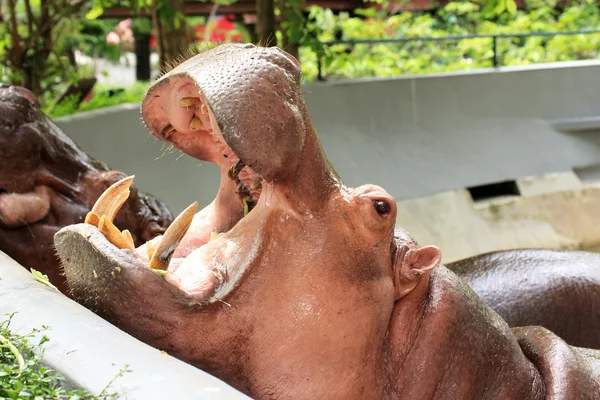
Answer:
160 173 269 304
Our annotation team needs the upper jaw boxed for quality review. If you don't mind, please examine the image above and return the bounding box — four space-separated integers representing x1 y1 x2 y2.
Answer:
141 44 306 185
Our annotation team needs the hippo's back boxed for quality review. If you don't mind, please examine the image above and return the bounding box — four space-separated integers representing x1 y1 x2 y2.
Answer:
448 249 600 350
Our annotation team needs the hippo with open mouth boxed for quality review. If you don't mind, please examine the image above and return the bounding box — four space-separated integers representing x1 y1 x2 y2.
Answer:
0 84 173 293
55 44 600 398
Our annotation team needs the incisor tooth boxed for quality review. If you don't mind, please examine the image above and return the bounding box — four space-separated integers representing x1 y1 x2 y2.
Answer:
180 97 200 107
148 201 198 271
86 176 134 226
146 240 156 260
200 104 207 115
162 124 176 139
189 116 202 131
121 229 135 251
98 215 134 250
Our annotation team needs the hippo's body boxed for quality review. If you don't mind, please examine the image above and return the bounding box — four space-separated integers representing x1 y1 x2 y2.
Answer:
449 249 600 350
53 44 600 399
0 85 173 293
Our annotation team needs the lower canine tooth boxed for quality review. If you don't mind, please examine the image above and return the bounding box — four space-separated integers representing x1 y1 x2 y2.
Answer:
148 201 198 271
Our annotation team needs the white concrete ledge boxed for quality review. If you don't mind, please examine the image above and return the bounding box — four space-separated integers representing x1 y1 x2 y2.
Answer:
0 251 249 400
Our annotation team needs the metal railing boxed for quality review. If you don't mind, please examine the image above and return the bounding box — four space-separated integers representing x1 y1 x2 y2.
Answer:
317 29 600 81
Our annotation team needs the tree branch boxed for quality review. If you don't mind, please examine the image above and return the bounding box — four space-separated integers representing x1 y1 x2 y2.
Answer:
6 0 21 56
24 0 35 35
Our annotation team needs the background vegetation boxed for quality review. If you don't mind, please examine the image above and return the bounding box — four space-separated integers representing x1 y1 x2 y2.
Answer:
302 0 600 80
2 0 600 118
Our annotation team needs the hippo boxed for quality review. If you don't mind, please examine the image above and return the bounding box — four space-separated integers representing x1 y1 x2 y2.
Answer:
0 84 173 294
54 44 600 399
391 227 600 350
448 248 600 350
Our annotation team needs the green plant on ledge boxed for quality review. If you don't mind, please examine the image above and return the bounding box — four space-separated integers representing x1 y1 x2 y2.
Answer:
0 313 128 400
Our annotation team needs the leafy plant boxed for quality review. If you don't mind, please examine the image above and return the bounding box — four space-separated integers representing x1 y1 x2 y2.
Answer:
0 313 129 399
303 0 600 81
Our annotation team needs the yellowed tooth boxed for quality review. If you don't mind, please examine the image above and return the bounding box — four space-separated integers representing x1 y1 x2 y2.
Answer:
98 215 133 250
180 97 200 107
228 160 245 181
146 240 156 260
200 104 207 115
149 201 198 271
121 229 135 251
189 115 203 131
87 176 134 226
162 124 176 139
84 211 100 226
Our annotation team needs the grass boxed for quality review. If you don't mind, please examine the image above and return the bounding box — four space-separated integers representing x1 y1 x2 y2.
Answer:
0 313 128 400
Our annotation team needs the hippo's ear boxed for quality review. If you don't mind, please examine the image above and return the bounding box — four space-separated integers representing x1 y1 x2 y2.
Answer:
394 245 442 300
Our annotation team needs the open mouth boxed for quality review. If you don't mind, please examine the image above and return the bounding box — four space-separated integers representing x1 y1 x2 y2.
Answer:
83 88 269 305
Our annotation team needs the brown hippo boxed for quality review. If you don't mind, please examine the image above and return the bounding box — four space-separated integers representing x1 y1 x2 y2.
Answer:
391 227 600 350
0 84 173 294
55 44 600 399
448 248 600 350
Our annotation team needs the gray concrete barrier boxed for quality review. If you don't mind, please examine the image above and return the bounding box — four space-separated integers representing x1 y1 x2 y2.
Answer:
0 251 249 399
55 60 600 213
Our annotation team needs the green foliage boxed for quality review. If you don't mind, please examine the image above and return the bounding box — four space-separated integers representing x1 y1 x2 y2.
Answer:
0 313 128 399
44 82 149 119
301 0 600 81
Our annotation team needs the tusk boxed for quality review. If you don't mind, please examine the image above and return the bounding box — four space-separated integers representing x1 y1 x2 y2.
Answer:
189 115 203 131
86 176 134 226
180 97 200 107
98 215 133 250
148 201 198 271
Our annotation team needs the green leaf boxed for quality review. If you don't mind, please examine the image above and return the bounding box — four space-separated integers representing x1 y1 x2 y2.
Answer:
506 0 518 14
494 0 506 14
85 5 104 20
30 269 58 291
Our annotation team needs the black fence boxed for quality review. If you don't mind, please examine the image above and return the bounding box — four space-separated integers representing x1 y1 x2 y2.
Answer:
317 29 600 81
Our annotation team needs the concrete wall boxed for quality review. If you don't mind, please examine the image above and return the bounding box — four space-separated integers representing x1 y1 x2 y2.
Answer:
56 60 600 214
397 171 600 263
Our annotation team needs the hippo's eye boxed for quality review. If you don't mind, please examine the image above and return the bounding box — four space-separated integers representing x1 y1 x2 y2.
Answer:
373 200 390 217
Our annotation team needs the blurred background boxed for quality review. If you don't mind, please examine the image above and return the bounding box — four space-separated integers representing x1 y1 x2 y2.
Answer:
3 0 600 261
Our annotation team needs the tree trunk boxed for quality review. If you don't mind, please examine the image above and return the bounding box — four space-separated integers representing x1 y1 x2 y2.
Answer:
152 0 188 73
279 0 301 61
255 0 276 46
135 32 152 81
